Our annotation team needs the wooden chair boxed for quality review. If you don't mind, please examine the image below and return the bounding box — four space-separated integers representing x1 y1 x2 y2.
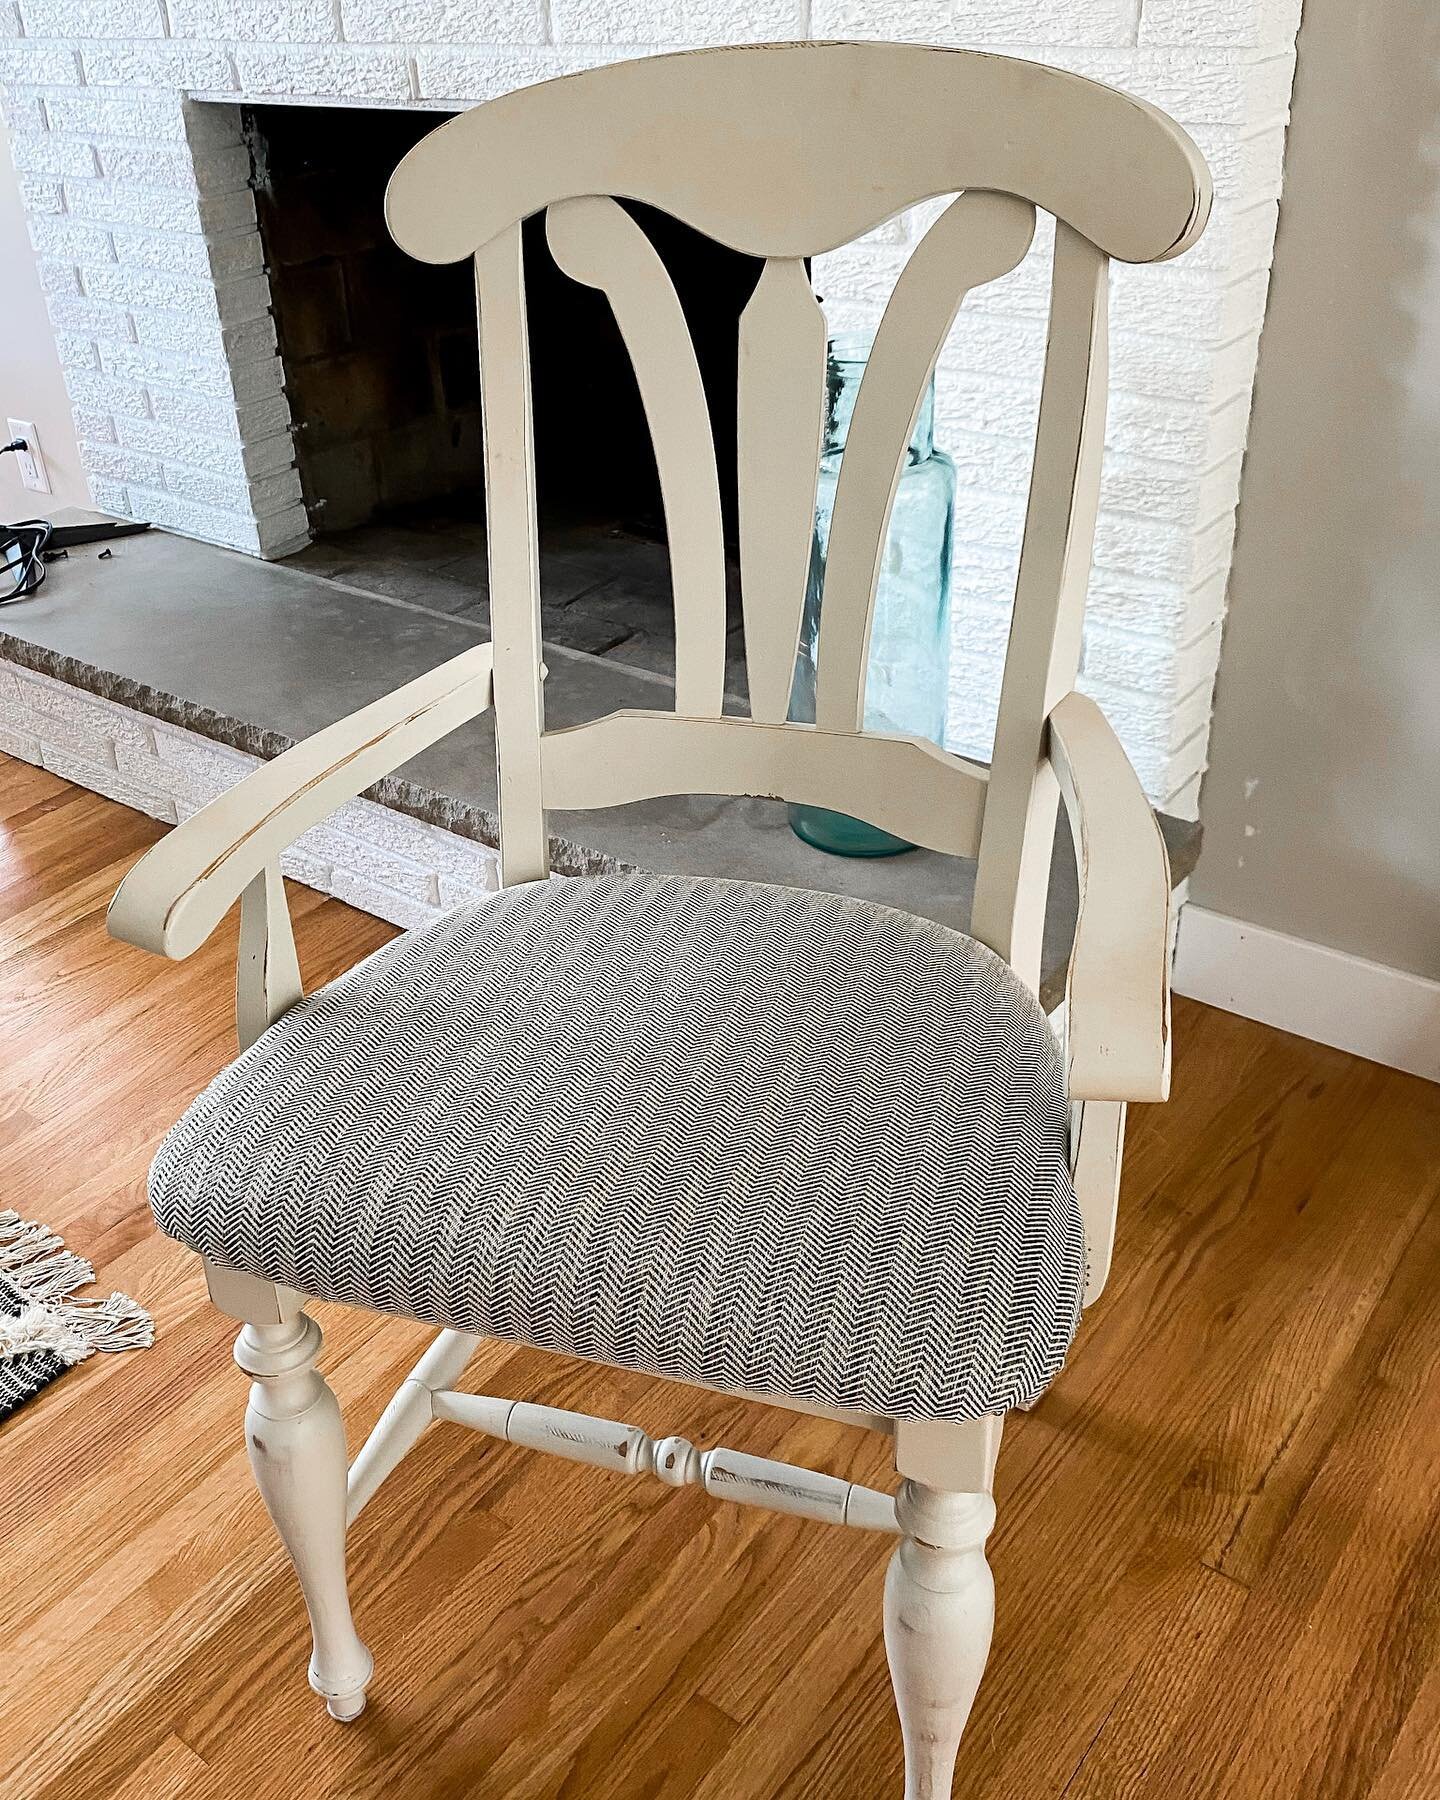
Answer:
108 43 1209 1797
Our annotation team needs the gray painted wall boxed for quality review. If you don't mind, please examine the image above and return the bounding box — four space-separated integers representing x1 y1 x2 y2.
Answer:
1192 0 1440 982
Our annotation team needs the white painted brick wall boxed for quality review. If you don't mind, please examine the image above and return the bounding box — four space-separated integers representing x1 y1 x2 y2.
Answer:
0 656 502 928
170 1 339 38
21 0 166 36
83 42 237 88
0 0 1303 813
343 1 546 44
549 1 803 42
234 45 414 98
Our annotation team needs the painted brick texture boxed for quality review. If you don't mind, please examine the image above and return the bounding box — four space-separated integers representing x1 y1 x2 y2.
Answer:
0 657 502 927
0 0 1303 811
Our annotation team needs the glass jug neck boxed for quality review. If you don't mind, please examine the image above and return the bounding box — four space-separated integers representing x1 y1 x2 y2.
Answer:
824 332 936 464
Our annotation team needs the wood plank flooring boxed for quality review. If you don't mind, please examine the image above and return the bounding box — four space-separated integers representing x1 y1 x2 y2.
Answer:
4 751 1440 1799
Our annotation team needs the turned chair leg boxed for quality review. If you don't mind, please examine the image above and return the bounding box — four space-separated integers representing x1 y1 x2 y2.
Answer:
234 1313 374 1721
883 1481 997 1800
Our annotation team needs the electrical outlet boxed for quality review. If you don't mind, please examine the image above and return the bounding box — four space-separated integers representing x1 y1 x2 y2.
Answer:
6 420 50 495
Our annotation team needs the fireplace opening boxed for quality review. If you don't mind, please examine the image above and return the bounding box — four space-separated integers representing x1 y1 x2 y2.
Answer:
244 102 764 691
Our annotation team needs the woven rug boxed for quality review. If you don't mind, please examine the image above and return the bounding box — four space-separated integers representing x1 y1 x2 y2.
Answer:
0 1210 154 1423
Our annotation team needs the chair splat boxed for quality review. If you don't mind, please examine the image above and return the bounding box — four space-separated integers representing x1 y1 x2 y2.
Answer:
546 196 728 718
814 190 1036 734
737 255 828 724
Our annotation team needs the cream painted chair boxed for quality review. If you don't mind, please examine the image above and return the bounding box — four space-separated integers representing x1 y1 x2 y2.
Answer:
109 44 1209 1797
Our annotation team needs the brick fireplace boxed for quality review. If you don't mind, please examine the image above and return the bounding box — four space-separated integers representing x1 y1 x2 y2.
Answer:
248 98 761 551
0 1 1303 815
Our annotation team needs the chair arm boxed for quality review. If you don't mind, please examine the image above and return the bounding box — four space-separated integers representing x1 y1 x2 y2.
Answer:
108 642 495 961
1046 689 1172 1103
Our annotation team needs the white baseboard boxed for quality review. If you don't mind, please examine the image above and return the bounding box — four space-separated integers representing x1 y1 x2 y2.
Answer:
1173 905 1440 1084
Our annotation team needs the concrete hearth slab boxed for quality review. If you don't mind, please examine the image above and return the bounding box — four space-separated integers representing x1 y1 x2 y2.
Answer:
0 522 1199 1009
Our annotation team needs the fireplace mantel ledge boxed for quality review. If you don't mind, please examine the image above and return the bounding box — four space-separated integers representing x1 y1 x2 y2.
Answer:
0 524 1197 1011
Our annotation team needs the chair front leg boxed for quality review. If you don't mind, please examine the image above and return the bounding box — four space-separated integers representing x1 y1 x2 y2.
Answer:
234 1313 374 1720
883 1481 997 1799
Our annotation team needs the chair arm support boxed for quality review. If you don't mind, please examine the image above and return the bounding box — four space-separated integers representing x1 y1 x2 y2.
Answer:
107 643 495 961
1047 689 1172 1103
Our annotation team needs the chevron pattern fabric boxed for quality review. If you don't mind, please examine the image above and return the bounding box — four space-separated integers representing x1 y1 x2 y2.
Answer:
150 872 1085 1422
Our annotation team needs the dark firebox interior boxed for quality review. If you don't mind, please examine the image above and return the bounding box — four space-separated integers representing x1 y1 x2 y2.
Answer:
245 103 767 681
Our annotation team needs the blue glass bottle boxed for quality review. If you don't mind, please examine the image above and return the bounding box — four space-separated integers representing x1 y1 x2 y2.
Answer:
789 334 956 856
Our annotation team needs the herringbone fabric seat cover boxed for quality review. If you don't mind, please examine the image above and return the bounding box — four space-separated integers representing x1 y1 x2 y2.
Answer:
151 872 1085 1421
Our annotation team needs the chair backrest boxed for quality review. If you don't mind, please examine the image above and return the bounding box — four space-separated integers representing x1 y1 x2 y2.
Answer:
386 42 1210 991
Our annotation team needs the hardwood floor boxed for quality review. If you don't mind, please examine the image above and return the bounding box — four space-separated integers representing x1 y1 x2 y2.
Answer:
4 750 1440 1800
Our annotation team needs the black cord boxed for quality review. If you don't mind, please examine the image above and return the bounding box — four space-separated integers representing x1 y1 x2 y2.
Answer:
1 519 53 602
1 438 28 456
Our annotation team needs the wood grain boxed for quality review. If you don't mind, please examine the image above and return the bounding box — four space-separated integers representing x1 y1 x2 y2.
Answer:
4 754 1440 1800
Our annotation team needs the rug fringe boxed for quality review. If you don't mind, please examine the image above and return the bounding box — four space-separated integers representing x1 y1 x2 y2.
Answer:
0 1209 98 1301
58 1290 156 1357
0 1210 154 1368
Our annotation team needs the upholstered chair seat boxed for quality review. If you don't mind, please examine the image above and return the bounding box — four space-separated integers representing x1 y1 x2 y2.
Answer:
151 872 1084 1424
